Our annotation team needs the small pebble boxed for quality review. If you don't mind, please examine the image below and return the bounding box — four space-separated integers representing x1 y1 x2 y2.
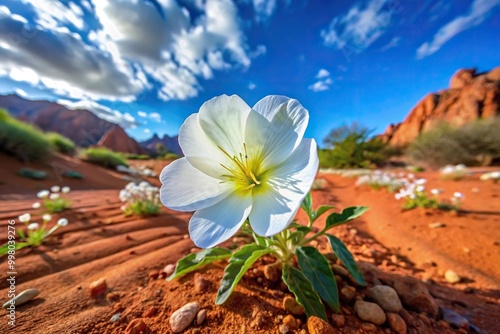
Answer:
163 264 175 278
125 318 148 334
170 302 200 333
307 316 336 334
89 278 107 298
354 300 386 325
282 315 299 329
349 228 358 235
444 270 461 284
331 313 346 327
361 322 377 332
279 325 290 334
442 308 470 329
369 285 403 312
194 274 209 292
332 264 349 277
428 222 445 228
196 309 207 325
340 285 356 302
142 306 157 318
263 262 281 282
283 296 304 316
387 312 407 334
110 313 121 322
2 289 40 308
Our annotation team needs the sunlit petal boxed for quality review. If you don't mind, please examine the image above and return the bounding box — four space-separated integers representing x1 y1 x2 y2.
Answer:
160 158 231 212
189 193 252 248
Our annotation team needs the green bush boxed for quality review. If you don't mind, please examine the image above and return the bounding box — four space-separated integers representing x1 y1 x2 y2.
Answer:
407 118 500 168
45 132 76 155
0 109 52 162
18 168 47 180
320 123 388 169
80 147 128 169
126 153 150 160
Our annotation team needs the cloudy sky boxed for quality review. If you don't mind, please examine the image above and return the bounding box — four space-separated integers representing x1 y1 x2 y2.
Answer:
0 0 499 146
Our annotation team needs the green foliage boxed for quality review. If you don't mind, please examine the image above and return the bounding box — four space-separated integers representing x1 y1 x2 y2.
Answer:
45 132 76 155
167 248 232 281
282 264 327 320
126 153 150 160
407 118 500 168
18 168 47 180
326 234 366 286
63 170 84 179
80 147 128 168
124 199 161 217
320 123 388 169
401 192 458 211
296 246 339 312
216 244 270 304
44 198 72 213
0 109 52 162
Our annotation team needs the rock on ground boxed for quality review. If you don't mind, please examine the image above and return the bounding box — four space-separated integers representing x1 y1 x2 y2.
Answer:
169 302 200 333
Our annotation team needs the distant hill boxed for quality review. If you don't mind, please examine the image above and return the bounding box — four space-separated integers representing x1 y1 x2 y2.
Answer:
381 66 500 146
0 94 144 154
141 133 182 156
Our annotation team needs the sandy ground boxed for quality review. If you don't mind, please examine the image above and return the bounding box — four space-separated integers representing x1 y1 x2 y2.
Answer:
0 156 498 333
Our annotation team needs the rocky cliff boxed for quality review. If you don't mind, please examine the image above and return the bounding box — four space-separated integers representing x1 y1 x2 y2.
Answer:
141 133 182 155
381 66 500 146
97 126 146 154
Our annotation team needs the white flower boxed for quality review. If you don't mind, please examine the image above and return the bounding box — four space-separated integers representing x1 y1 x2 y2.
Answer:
430 188 443 195
61 186 70 193
27 223 39 230
42 214 52 222
19 213 31 223
37 190 49 198
57 218 68 226
453 192 464 199
32 202 41 209
50 186 60 193
416 185 425 192
160 95 319 248
415 178 427 185
49 193 60 200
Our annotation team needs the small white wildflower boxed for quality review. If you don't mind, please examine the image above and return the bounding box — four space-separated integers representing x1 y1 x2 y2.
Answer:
42 214 52 222
453 192 464 199
19 213 31 223
416 185 425 192
57 218 68 226
37 190 50 198
32 202 41 209
27 222 39 230
49 193 60 200
61 186 70 193
51 186 60 193
430 188 442 195
415 178 427 185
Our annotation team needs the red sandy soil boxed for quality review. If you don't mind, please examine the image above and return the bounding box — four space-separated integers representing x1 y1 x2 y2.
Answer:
0 156 498 333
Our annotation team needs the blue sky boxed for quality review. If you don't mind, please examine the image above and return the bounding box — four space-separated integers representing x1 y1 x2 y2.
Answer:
0 0 499 147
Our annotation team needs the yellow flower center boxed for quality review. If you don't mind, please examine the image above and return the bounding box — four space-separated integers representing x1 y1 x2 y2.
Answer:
219 144 263 193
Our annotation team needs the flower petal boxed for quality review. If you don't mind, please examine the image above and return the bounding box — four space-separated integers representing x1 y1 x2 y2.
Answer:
198 94 251 157
179 113 230 179
160 158 231 212
249 138 318 236
189 192 252 248
247 96 309 168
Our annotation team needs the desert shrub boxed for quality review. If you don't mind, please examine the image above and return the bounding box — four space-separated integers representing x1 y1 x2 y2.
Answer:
80 147 128 168
159 152 180 160
126 153 150 160
407 118 500 168
320 123 388 168
18 168 47 180
45 132 76 155
119 182 161 217
0 109 52 162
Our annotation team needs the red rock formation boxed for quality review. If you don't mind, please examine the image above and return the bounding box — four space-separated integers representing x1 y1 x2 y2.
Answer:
97 126 146 154
382 66 500 146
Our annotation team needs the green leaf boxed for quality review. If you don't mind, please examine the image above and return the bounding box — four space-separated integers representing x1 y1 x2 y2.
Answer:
312 205 334 223
17 229 26 241
216 244 270 305
296 246 339 312
167 247 232 281
326 234 366 286
301 192 313 221
282 264 327 320
325 206 368 229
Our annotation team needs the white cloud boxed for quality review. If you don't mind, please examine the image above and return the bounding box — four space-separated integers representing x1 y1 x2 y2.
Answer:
0 0 254 104
380 36 400 51
137 110 162 122
14 88 27 97
248 82 256 90
316 69 330 79
309 70 333 92
321 0 395 52
252 0 278 21
416 0 500 59
57 99 138 128
144 128 151 134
